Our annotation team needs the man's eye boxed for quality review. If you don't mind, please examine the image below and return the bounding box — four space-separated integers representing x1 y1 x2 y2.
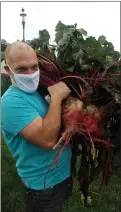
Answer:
18 67 28 73
33 65 39 70
19 67 28 71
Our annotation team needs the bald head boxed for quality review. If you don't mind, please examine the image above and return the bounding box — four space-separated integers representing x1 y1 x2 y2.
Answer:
4 41 39 75
5 41 37 65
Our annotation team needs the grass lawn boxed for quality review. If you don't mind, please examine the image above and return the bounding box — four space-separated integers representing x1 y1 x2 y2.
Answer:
1 139 121 212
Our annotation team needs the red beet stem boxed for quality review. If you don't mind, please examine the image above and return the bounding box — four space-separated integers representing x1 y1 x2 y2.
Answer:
101 60 120 78
60 75 88 86
93 137 114 148
38 55 64 78
69 83 82 99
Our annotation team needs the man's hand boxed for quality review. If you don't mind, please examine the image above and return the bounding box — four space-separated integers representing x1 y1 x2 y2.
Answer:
48 82 71 102
19 82 71 149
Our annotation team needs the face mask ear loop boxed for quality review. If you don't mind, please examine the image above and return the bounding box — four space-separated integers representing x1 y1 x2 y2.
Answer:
6 64 16 85
7 64 31 90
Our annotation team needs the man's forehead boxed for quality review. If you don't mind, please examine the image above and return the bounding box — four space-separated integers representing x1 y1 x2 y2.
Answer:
14 59 38 69
11 52 38 67
5 41 37 65
14 50 37 60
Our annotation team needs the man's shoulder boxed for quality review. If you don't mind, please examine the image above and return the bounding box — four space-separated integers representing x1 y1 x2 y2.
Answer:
2 86 25 103
1 86 33 112
1 86 48 116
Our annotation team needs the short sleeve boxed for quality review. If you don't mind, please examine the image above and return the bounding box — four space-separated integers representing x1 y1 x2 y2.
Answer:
1 94 40 136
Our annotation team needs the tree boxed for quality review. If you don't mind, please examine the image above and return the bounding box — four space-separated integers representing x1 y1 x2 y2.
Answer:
27 38 40 49
54 21 120 74
1 39 8 52
1 21 120 98
28 29 56 60
55 20 78 44
1 39 9 62
1 52 5 62
39 29 50 45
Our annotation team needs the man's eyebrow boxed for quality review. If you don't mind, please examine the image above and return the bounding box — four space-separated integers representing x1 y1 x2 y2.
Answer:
15 64 39 70
32 63 39 67
15 65 28 70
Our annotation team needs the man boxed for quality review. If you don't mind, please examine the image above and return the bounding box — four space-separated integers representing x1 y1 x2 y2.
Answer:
1 41 72 212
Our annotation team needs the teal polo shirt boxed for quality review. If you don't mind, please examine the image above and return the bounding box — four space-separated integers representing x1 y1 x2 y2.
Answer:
1 85 71 190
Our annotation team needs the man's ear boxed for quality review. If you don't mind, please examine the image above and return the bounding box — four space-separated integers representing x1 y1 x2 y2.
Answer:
4 65 11 74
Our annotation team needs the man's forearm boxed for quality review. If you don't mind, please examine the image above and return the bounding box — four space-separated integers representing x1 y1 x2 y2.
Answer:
42 97 62 145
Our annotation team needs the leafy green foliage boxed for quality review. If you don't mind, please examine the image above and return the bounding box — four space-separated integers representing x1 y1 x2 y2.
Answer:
55 21 77 44
1 39 8 52
55 21 120 74
1 39 8 62
1 74 11 96
28 30 56 60
1 21 120 98
1 52 5 62
39 29 50 45
27 38 40 49
33 21 120 105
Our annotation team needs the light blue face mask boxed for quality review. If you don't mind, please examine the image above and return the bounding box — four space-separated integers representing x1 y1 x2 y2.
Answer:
8 65 40 93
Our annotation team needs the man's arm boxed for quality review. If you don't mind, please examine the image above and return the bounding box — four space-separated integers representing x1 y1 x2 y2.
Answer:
19 97 62 149
19 82 71 149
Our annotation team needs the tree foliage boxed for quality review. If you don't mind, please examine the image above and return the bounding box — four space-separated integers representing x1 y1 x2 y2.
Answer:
1 39 9 62
27 20 120 78
28 21 120 106
27 29 56 60
1 39 8 52
39 29 50 45
55 22 120 74
1 21 120 97
1 74 11 96
55 21 78 44
1 52 5 62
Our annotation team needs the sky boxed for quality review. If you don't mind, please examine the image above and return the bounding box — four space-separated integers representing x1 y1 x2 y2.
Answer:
1 1 120 51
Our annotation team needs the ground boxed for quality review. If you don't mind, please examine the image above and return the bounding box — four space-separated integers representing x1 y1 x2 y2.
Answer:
2 140 121 212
